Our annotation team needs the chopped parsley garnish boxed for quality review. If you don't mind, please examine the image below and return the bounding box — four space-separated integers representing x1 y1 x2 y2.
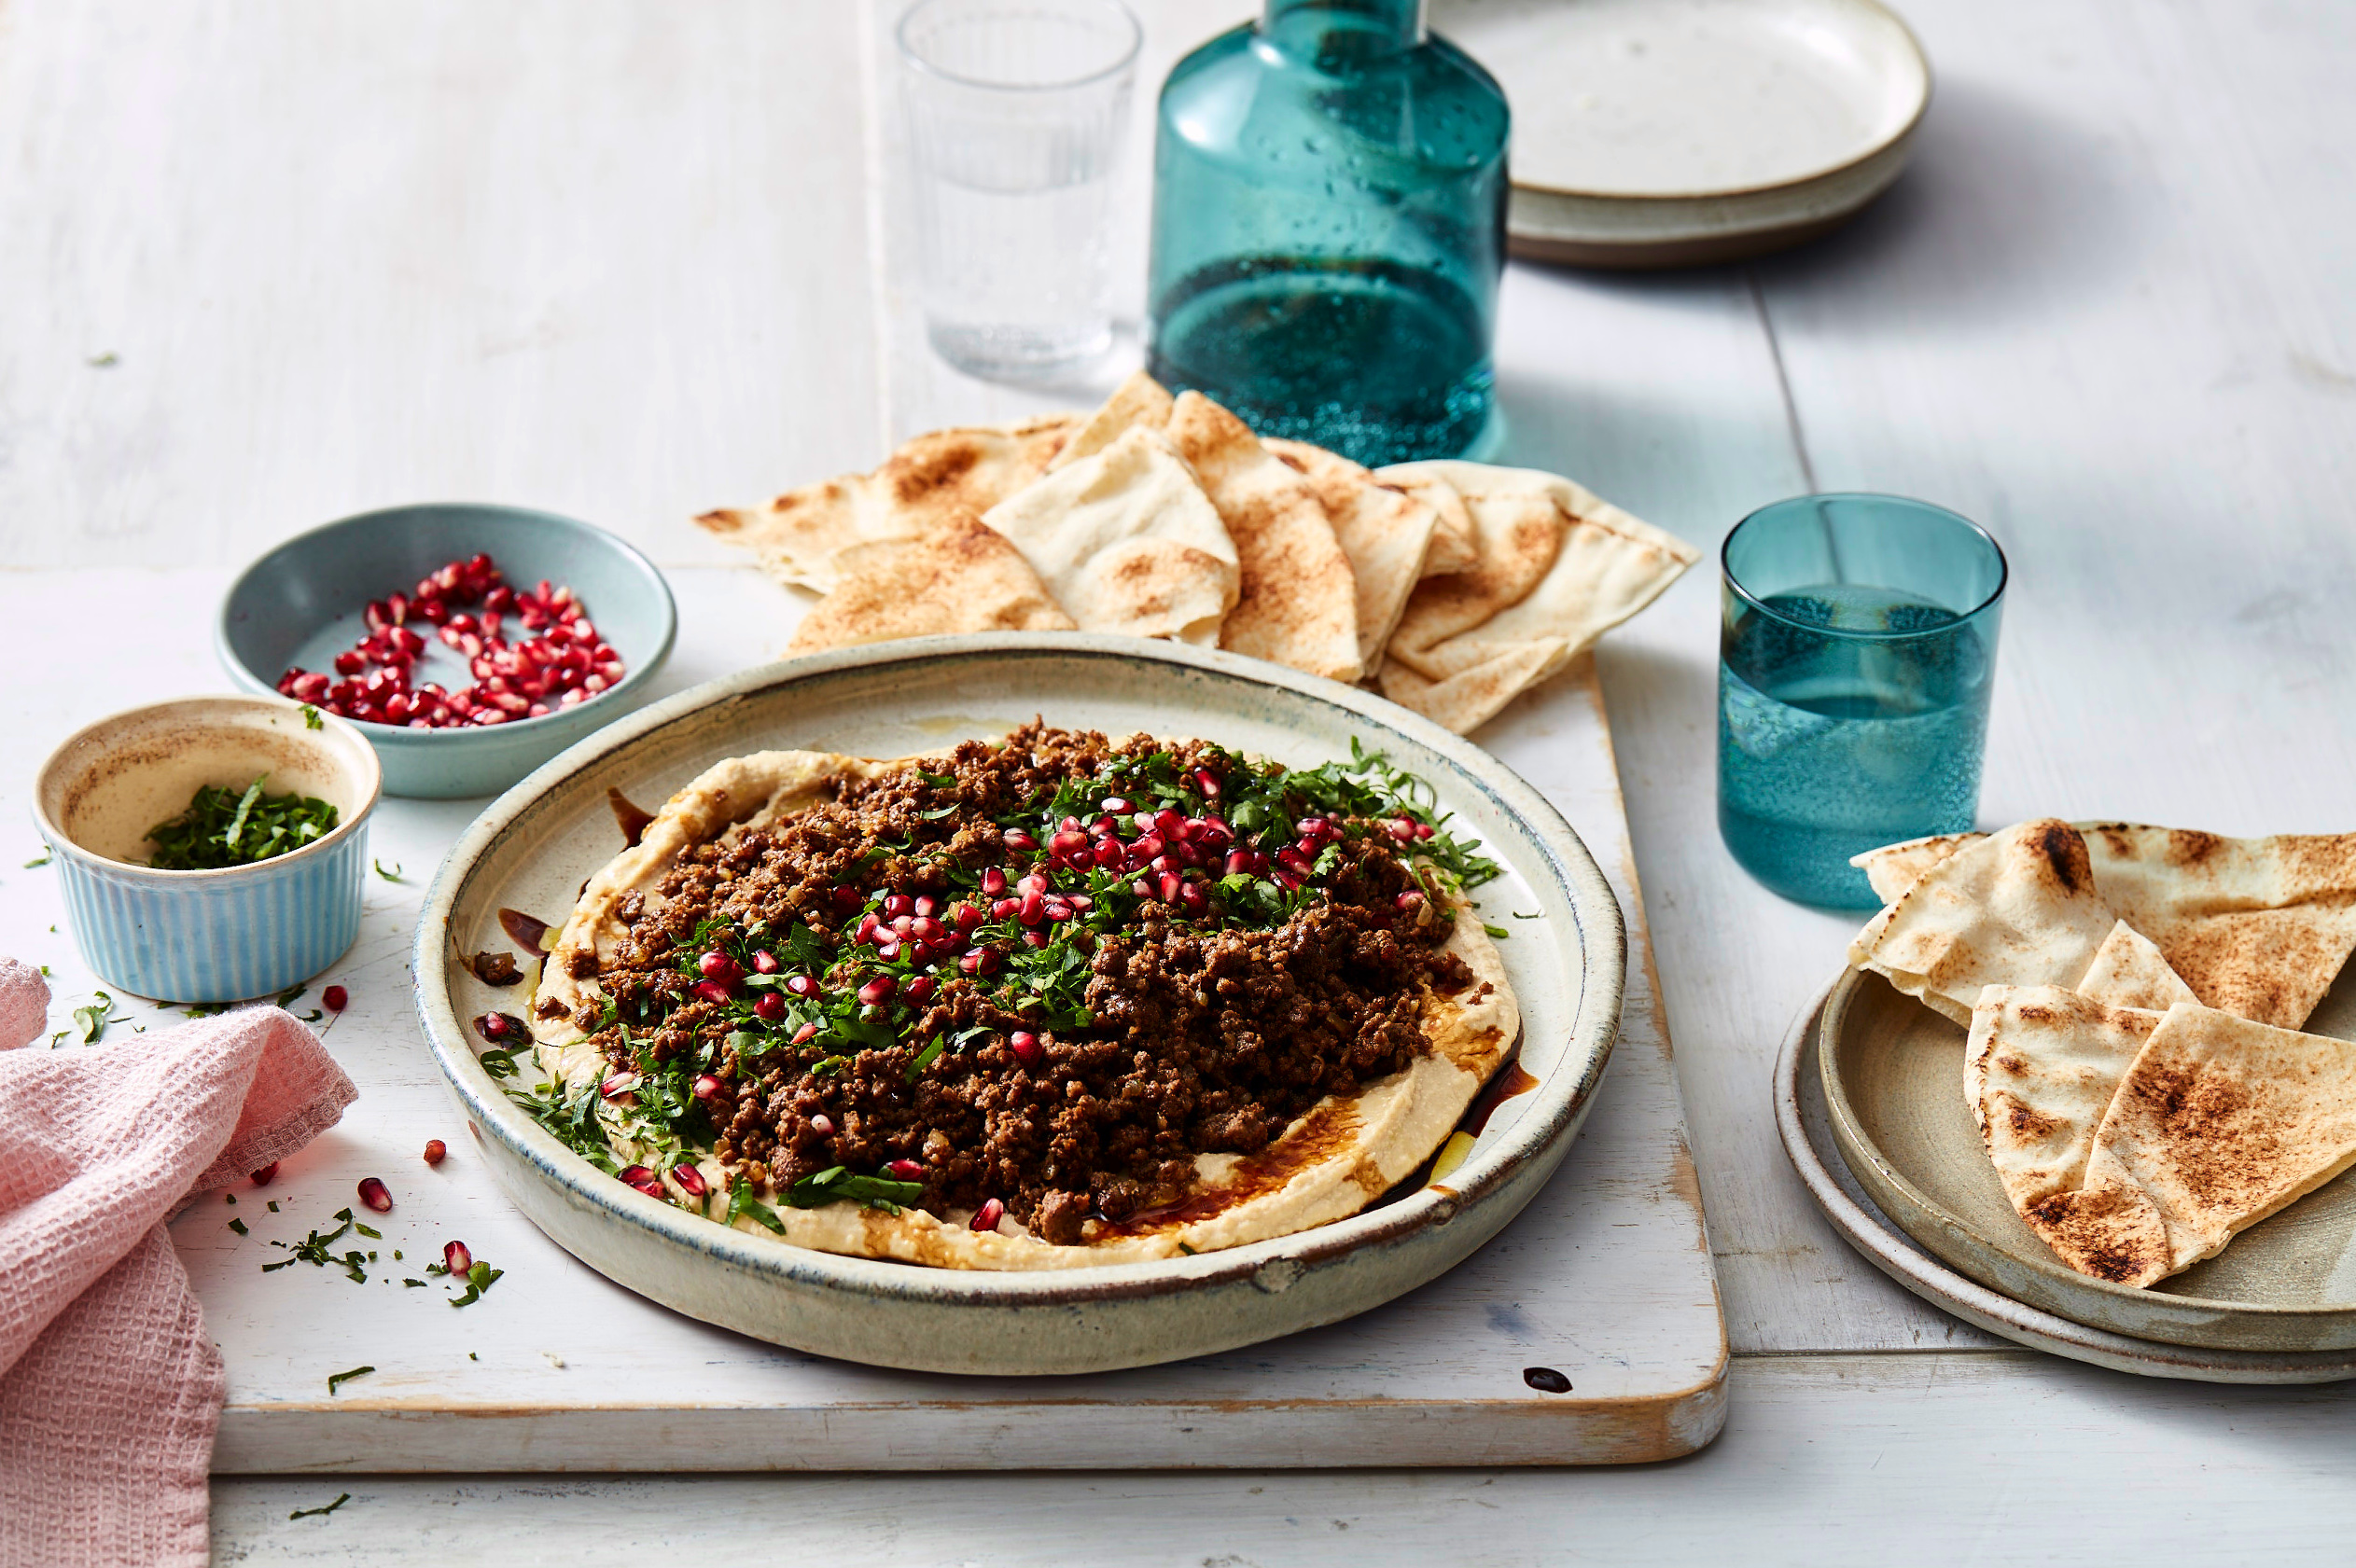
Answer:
326 1365 373 1395
374 859 403 881
228 1217 249 1236
22 849 49 868
71 992 115 1044
288 1492 351 1520
146 775 339 869
260 1211 369 1283
300 704 324 730
787 1166 924 1214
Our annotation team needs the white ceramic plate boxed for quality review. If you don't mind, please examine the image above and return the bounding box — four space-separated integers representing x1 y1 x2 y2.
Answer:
413 636 1626 1375
1776 981 2356 1384
1432 0 1931 268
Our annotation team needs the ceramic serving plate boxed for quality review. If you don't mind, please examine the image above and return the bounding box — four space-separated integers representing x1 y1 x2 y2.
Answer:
414 635 1625 1376
1774 981 2356 1384
1431 0 1930 268
1818 966 2356 1353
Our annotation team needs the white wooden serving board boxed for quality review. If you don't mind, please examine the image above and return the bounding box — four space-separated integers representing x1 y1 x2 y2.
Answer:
0 572 1723 1472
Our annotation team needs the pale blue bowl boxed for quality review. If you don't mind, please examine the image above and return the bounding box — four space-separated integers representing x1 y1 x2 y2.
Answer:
216 504 677 798
35 696 382 1004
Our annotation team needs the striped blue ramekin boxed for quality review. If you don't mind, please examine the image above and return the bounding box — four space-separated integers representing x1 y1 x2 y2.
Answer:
35 697 382 1004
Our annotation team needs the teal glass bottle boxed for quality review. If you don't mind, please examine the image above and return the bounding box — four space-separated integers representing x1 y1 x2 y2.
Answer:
1144 0 1510 466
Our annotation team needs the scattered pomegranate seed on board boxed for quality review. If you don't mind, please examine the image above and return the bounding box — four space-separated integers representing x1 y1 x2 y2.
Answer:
356 1177 393 1213
423 1140 447 1165
249 1162 278 1186
322 985 348 1012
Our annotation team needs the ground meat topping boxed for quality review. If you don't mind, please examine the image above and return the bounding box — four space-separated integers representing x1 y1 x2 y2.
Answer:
565 722 1495 1236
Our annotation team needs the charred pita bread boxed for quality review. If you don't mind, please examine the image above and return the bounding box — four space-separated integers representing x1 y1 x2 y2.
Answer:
1854 824 2356 1029
1967 985 2165 1197
980 426 1238 645
1373 462 1697 734
1847 819 2119 1025
530 745 1519 1270
1264 437 1441 668
1162 393 1362 682
2017 1002 2356 1287
697 415 1079 592
2074 921 2201 1012
786 511 1076 655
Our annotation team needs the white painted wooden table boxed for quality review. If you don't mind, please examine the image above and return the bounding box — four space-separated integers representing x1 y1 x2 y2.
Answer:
6 0 2356 1558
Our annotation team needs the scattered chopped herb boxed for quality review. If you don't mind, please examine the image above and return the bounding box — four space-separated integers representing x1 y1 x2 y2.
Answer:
469 1353 478 1361
267 1200 280 1213
260 1212 369 1283
479 1046 524 1080
87 351 118 368
373 859 403 881
23 849 50 868
1177 1242 1196 1256
225 1195 235 1205
1483 923 1511 939
905 1036 944 1082
182 1001 230 1018
287 1492 350 1521
448 1259 503 1308
300 704 323 730
326 1365 374 1395
787 1165 923 1214
72 992 116 1044
402 1278 426 1287
354 1222 382 1240
146 776 339 869
1511 910 1541 920
228 1218 249 1236
38 964 52 977
274 984 307 1009
726 1184 787 1234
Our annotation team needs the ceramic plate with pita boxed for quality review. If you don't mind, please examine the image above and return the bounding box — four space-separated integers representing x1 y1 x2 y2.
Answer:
1817 957 2356 1351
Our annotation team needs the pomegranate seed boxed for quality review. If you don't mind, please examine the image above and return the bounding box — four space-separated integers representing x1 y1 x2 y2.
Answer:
883 894 914 918
321 985 348 1013
951 902 983 931
1050 828 1090 862
1017 892 1046 925
1003 829 1036 852
1178 881 1208 914
334 648 366 675
672 1164 708 1198
1415 822 1436 840
424 1139 447 1165
754 992 786 1021
250 1162 279 1186
1067 894 1093 911
692 1074 721 1100
885 1158 925 1181
1093 838 1125 868
1274 869 1303 891
858 976 897 1006
692 978 732 1006
906 916 941 942
810 1114 834 1136
1009 1031 1042 1068
1194 769 1221 798
784 974 818 998
1158 871 1183 902
1101 796 1132 813
1224 849 1254 876
1023 930 1049 949
1132 879 1152 897
1043 897 1072 922
873 939 902 962
1396 890 1427 912
698 950 740 983
1387 817 1419 841
1016 872 1050 895
443 1241 472 1276
960 947 1000 976
601 1073 638 1099
973 1198 1005 1233
748 949 778 974
618 1162 653 1184
1151 808 1183 840
386 591 409 625
992 897 1019 919
829 885 863 915
904 975 937 1005
1195 817 1233 847
357 1177 393 1214
472 1011 523 1042
793 1021 820 1045
981 867 1008 896
1128 834 1164 867
1150 854 1178 876
913 895 940 918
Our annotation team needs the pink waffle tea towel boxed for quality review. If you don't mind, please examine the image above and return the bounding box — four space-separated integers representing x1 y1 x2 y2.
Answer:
0 957 357 1566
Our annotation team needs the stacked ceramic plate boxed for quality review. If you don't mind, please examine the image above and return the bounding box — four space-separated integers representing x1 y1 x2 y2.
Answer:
1433 0 1931 268
1777 968 2356 1383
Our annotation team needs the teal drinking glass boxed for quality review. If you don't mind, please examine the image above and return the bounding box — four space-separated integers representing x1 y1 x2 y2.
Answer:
1144 0 1509 466
1718 495 2008 909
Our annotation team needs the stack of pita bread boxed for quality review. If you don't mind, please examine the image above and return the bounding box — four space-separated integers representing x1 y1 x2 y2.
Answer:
695 373 1698 734
1847 819 2356 1288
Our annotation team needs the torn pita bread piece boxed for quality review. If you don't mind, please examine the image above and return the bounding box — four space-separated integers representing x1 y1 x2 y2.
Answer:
2075 825 2356 1030
1967 985 2164 1196
1163 392 1362 683
2074 921 2201 1012
1373 462 1698 734
786 510 1076 656
1377 464 1479 576
980 426 1238 645
1853 832 1991 906
1857 824 2356 1029
1847 819 2120 1026
696 414 1080 592
2018 1002 2356 1287
1265 437 1440 668
1045 370 1175 473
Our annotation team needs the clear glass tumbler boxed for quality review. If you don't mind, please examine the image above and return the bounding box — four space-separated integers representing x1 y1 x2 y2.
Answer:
896 0 1142 379
1717 494 2008 909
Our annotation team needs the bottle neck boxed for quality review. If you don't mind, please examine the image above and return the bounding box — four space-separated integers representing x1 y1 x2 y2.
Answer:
1260 0 1426 63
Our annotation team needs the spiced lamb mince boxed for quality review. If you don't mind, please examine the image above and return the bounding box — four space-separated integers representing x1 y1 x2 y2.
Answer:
523 723 1517 1270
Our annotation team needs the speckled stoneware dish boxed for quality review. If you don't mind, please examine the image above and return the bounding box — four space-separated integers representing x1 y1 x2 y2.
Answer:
217 503 676 799
1431 0 1931 269
1775 982 2356 1384
1819 966 2356 1353
414 635 1625 1376
34 695 381 1003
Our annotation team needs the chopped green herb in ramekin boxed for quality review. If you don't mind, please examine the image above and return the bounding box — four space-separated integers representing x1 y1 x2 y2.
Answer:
146 775 339 869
